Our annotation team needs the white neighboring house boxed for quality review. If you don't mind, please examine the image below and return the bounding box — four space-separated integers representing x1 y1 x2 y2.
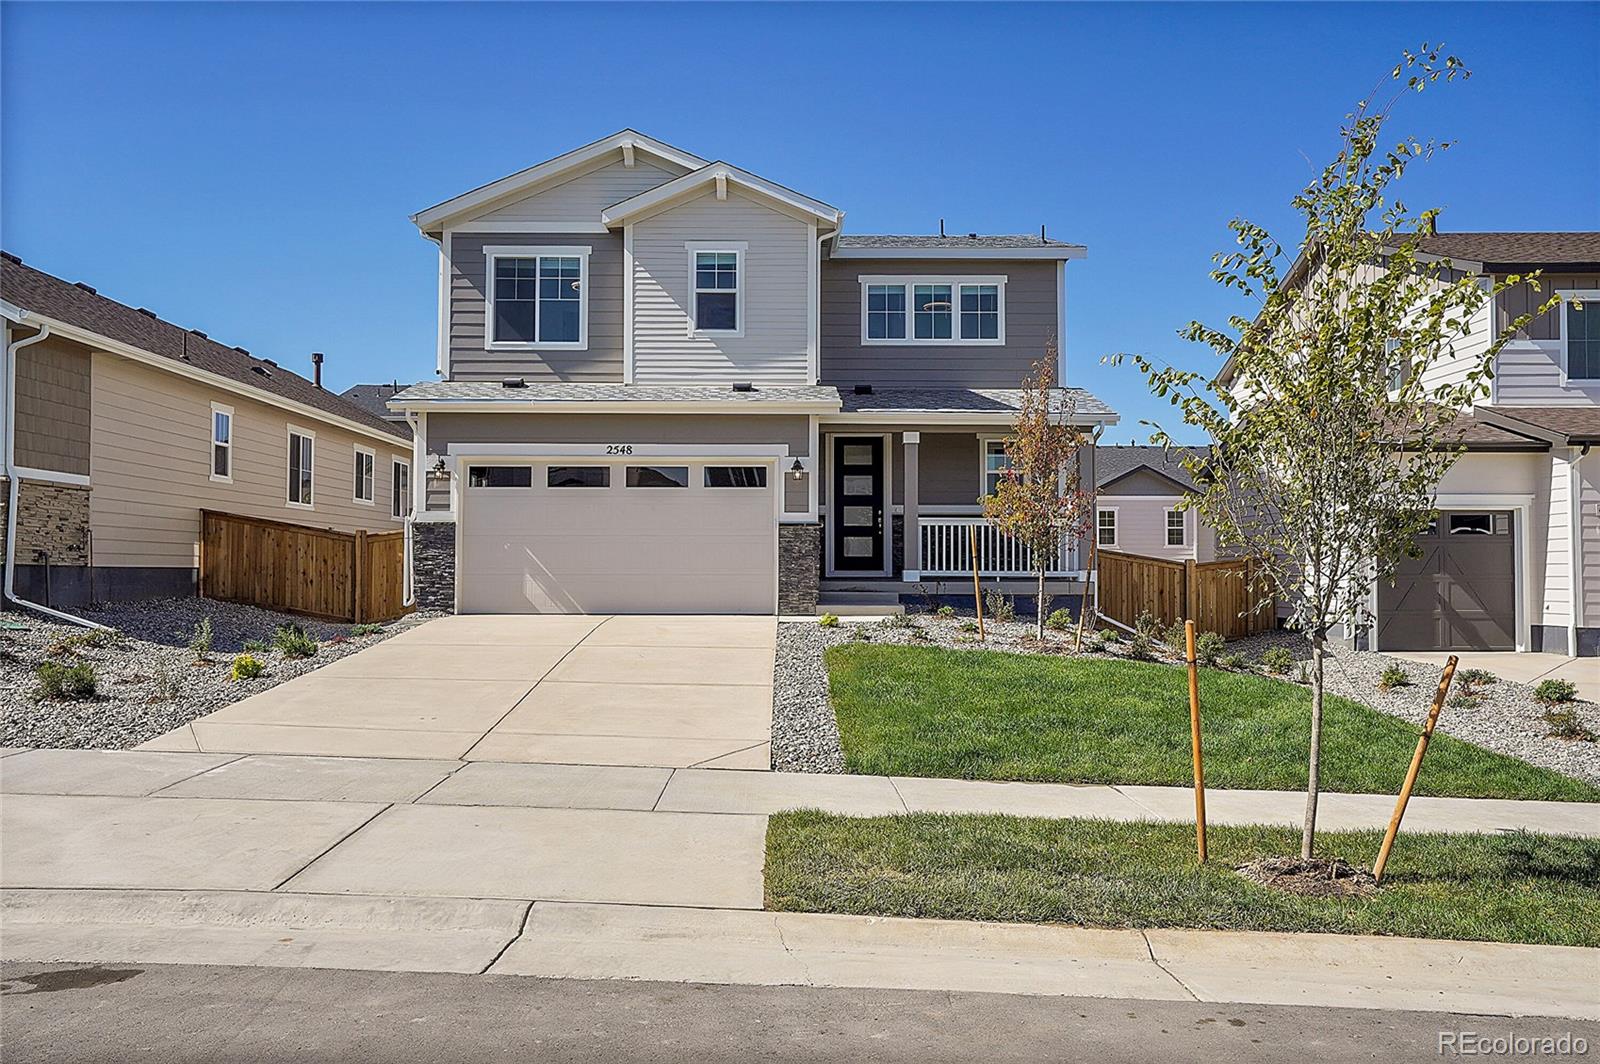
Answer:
1219 231 1600 657
1094 446 1217 562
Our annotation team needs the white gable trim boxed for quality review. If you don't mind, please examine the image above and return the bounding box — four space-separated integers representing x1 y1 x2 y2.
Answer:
412 130 707 232
601 162 843 228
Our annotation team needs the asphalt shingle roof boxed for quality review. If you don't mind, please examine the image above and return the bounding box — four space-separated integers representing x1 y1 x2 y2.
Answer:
1417 232 1600 272
1095 445 1208 491
837 234 1084 251
836 386 1116 420
390 381 844 405
1481 406 1600 445
1 253 409 442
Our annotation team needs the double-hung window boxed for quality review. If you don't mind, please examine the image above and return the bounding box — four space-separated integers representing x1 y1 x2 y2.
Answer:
689 245 743 335
1096 508 1117 548
209 403 233 482
861 276 1006 344
982 440 1012 496
1166 508 1186 547
485 246 590 350
353 446 375 505
1562 291 1600 382
287 427 315 508
391 459 411 519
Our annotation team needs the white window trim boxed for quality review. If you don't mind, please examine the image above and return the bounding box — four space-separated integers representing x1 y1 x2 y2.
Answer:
353 444 376 506
1096 506 1118 548
1557 289 1600 388
482 245 592 352
858 274 1007 346
686 241 746 339
286 425 315 510
209 401 233 484
392 458 411 519
1165 506 1187 548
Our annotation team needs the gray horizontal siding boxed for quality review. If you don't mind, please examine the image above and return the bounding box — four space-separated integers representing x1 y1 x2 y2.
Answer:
820 258 1059 388
448 232 624 383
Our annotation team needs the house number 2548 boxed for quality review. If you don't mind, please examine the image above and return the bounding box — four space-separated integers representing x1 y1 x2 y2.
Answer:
605 445 634 455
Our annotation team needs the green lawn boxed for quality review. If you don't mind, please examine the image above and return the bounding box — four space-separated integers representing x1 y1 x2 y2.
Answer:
766 811 1600 946
825 644 1600 801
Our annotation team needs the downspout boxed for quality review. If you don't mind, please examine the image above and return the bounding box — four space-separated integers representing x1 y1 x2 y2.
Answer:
3 320 112 629
1570 445 1587 658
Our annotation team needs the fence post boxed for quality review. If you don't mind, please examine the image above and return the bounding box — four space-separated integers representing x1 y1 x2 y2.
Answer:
353 529 367 624
197 512 209 601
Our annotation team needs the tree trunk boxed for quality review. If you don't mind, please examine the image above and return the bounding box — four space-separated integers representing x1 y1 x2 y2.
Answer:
1037 567 1046 640
1301 631 1326 860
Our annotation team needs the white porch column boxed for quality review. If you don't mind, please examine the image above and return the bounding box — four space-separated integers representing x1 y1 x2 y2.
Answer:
902 431 920 580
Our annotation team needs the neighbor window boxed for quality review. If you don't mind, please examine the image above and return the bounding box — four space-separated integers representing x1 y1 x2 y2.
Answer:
626 465 689 488
705 466 767 488
1565 296 1599 380
392 459 411 518
692 249 741 333
210 403 233 482
287 428 314 507
1097 508 1117 547
983 440 1011 496
353 446 375 504
468 465 532 488
862 276 1005 344
1166 508 1186 547
548 465 610 488
487 247 589 348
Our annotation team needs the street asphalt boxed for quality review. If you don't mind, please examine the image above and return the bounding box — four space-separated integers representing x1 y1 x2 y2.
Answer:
4 961 1597 1064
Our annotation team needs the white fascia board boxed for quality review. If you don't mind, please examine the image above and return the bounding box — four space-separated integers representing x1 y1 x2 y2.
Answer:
411 130 708 232
601 163 843 228
831 246 1087 261
18 310 410 449
448 443 790 458
1 300 25 323
821 410 1118 427
389 399 842 415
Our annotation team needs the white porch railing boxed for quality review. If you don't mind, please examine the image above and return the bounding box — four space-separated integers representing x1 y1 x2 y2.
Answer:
917 517 1080 577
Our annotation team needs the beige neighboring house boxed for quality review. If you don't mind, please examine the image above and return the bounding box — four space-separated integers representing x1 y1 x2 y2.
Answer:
1094 446 1217 562
1 253 414 609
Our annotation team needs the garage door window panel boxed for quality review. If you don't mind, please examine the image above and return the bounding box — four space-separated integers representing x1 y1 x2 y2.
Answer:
469 465 533 488
626 465 690 488
706 466 768 488
548 465 610 488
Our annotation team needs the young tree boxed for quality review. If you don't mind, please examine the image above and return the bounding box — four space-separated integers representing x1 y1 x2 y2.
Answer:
982 355 1096 640
1121 45 1552 860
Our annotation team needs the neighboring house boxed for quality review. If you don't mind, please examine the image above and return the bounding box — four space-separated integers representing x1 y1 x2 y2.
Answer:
1 254 414 608
1095 446 1217 562
392 129 1117 615
1220 231 1600 656
340 382 416 434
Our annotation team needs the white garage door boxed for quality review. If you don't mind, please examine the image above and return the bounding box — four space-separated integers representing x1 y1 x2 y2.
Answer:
458 460 778 614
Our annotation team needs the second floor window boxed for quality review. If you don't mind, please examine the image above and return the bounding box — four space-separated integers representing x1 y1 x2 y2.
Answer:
287 428 314 508
210 403 233 482
861 277 1006 344
1166 508 1186 547
486 247 589 349
913 284 952 339
866 285 906 339
693 250 741 333
1566 296 1598 380
1097 508 1117 547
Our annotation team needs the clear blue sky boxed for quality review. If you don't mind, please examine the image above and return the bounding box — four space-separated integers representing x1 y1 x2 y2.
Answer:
4 2 1596 443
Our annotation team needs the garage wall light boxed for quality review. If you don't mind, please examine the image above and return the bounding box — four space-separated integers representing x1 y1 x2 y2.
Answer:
790 458 805 480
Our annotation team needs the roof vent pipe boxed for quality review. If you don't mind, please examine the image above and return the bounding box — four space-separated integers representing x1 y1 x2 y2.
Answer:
502 377 526 389
732 382 754 392
311 351 324 389
938 218 945 237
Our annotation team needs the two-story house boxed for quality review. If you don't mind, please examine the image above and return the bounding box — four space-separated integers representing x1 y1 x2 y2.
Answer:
391 130 1117 616
1219 232 1600 657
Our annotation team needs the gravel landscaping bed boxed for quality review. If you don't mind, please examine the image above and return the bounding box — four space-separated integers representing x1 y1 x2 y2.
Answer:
1 598 440 750
771 607 1600 788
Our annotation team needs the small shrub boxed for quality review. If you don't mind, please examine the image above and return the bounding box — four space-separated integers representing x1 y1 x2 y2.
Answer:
936 605 957 619
957 620 978 633
983 590 1016 624
1098 628 1119 643
189 617 214 663
851 626 873 641
1194 631 1225 667
1045 608 1074 631
879 613 917 631
1543 708 1596 742
350 623 385 637
1217 652 1245 671
1534 679 1580 706
1162 620 1188 651
49 628 119 656
1377 663 1411 691
817 613 840 628
230 653 266 681
1457 667 1498 690
1447 690 1483 710
1260 647 1294 675
272 624 318 660
150 662 182 702
241 639 271 655
35 660 97 701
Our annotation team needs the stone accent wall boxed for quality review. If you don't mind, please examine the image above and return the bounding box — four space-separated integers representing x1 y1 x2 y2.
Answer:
779 524 821 615
14 479 90 566
891 514 905 577
412 521 457 613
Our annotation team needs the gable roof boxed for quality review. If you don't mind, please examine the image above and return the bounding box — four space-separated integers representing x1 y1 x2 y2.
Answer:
1096 445 1208 492
1 253 409 444
339 382 413 419
411 129 708 234
833 235 1086 260
600 162 842 228
1416 232 1600 273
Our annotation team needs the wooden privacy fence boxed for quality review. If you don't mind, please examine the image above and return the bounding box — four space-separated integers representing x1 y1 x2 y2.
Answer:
1096 550 1274 639
199 510 409 624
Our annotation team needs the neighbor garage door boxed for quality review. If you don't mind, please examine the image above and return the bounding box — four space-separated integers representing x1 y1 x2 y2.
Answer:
458 459 777 614
1377 510 1516 650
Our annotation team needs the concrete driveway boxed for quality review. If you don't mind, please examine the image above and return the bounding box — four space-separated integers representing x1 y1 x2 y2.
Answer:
143 615 775 769
1389 650 1600 703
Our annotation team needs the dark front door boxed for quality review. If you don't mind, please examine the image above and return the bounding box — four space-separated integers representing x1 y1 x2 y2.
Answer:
832 437 884 572
1377 510 1517 650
